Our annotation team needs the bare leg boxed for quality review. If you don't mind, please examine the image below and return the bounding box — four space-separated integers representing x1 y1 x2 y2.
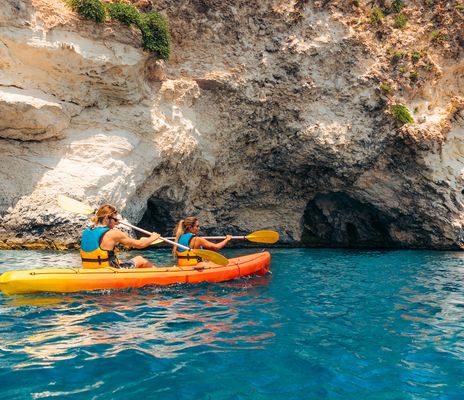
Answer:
194 261 212 269
131 255 154 268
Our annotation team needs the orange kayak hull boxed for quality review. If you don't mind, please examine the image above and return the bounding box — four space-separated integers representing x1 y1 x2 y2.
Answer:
0 252 271 294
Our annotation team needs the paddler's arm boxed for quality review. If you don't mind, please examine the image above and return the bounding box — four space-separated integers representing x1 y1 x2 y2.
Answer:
105 229 160 249
194 235 232 250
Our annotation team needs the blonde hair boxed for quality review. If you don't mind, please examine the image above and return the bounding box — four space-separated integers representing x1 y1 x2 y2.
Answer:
91 204 117 225
172 217 198 256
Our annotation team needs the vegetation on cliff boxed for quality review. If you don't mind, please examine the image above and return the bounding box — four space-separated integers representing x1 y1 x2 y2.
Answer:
294 0 463 142
391 104 414 125
66 0 170 60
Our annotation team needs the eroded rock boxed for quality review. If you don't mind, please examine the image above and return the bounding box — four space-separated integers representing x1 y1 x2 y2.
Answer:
0 0 463 249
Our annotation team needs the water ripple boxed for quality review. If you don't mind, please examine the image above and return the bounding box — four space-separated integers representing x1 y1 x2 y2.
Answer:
1 249 464 399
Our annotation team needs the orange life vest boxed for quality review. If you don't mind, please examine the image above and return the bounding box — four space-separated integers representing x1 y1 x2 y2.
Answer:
176 233 202 267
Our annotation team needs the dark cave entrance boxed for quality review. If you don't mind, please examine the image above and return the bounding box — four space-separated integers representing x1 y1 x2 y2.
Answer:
301 192 395 248
137 196 183 237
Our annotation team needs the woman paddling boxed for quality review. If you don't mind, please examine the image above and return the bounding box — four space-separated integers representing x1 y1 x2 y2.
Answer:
173 217 232 267
80 204 160 269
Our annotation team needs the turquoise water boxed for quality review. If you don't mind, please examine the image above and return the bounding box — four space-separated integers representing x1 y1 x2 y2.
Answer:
1 248 464 399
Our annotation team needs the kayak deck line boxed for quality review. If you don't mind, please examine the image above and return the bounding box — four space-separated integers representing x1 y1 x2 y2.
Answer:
20 263 240 275
15 252 267 276
0 251 271 295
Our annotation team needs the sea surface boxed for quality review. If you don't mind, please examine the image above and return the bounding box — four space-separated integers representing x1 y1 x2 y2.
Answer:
0 248 463 399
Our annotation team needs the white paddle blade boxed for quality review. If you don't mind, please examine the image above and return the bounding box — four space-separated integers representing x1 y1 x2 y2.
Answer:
57 195 94 215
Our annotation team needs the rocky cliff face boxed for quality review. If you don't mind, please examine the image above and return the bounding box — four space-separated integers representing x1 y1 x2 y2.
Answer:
0 0 463 249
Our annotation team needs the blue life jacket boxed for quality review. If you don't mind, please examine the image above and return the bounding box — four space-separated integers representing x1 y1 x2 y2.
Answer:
80 227 118 268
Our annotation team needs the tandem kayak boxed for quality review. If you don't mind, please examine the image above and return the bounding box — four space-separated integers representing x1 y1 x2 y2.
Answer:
0 251 271 295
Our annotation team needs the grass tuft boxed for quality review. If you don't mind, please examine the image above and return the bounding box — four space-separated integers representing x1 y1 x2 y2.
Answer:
380 83 391 93
370 7 384 25
391 104 414 124
430 30 447 42
394 13 407 29
411 51 421 62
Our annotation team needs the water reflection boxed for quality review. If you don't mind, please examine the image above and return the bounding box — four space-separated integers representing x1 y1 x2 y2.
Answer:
1 276 274 369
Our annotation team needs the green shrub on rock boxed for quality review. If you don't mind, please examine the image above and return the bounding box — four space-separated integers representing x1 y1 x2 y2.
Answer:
411 51 421 62
68 0 106 23
370 7 384 25
65 1 171 60
106 2 140 26
430 30 447 42
391 104 414 124
139 11 171 60
380 83 391 93
394 13 407 29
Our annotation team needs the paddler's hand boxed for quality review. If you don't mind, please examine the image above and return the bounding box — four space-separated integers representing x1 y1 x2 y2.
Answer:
150 232 161 242
225 235 232 242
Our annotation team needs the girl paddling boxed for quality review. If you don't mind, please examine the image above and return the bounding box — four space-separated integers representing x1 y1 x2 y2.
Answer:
173 217 232 267
80 204 160 268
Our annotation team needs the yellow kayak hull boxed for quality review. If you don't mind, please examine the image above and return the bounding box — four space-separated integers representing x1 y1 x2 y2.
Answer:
0 252 271 295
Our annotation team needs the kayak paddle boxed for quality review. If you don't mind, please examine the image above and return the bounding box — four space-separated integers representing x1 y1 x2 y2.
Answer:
58 194 94 215
57 195 229 265
203 230 279 244
151 230 279 245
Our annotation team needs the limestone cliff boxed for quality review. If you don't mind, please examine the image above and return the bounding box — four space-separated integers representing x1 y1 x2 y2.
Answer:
0 0 463 249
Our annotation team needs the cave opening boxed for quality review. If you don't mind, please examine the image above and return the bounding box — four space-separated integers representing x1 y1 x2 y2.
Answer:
137 196 183 237
301 192 395 248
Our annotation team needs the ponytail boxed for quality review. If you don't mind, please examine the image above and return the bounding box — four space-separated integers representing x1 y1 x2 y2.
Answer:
172 219 185 256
